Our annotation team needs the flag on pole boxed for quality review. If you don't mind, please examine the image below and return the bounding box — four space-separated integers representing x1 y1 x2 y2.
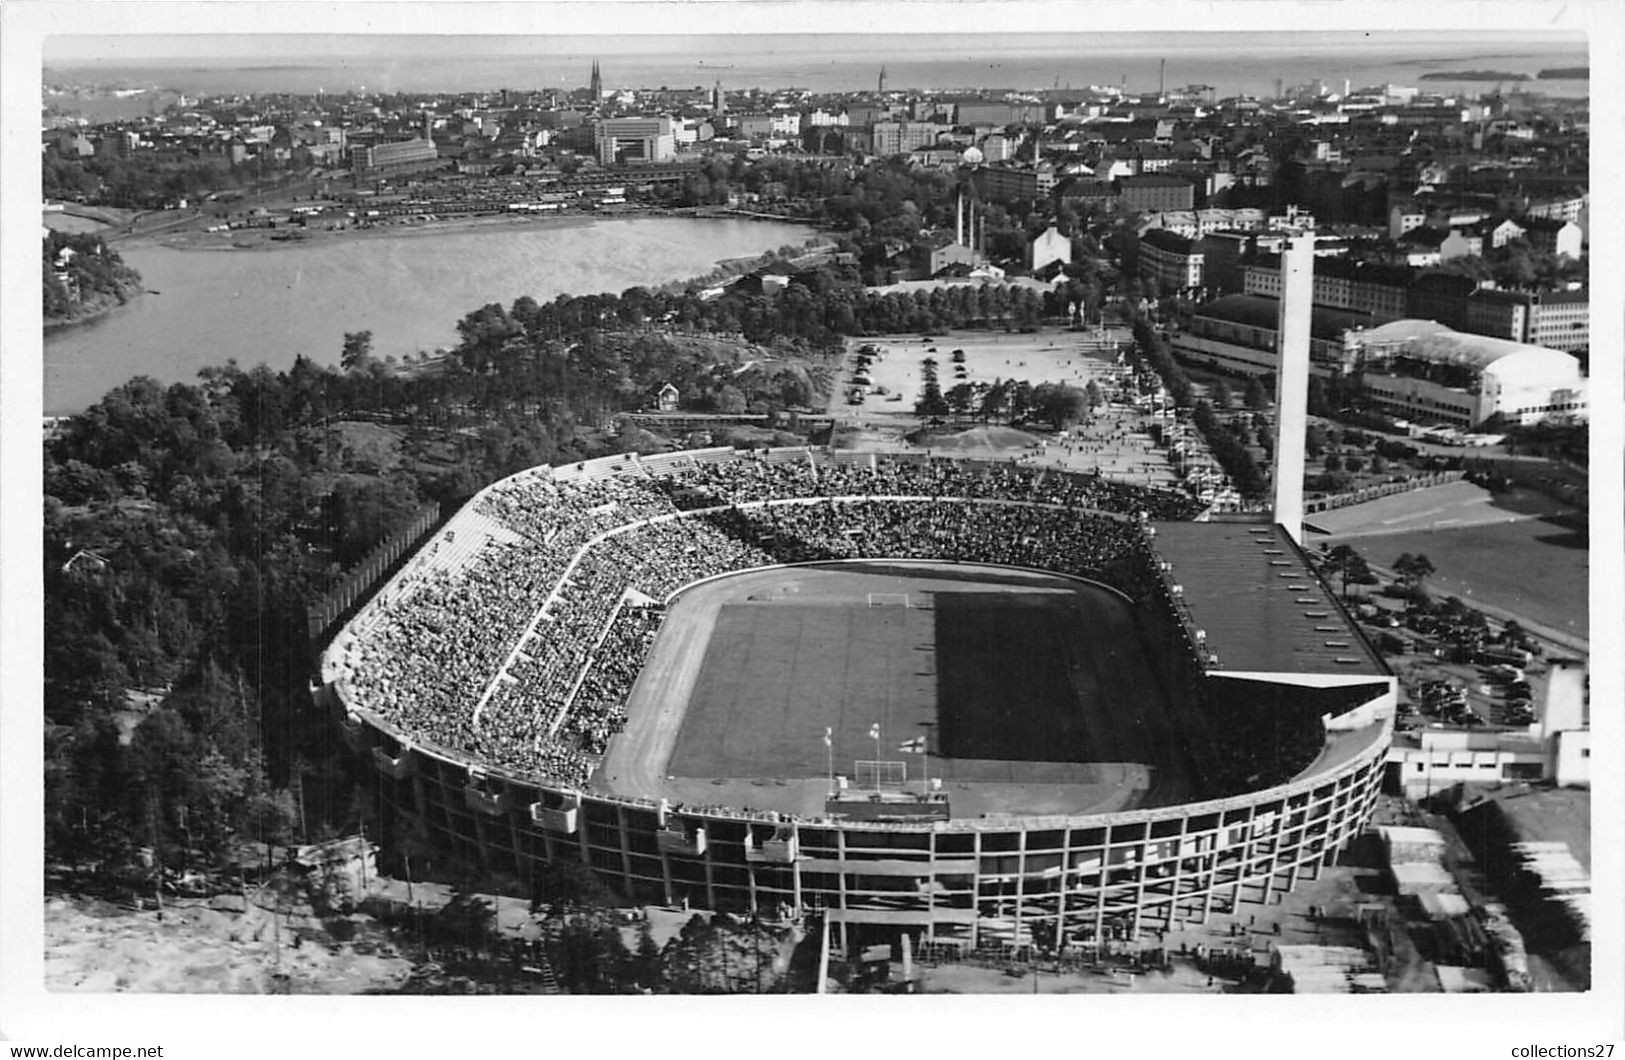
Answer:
869 723 880 741
822 727 832 748
898 736 926 753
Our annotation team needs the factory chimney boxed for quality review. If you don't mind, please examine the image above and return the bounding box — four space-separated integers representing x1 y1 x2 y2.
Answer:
1272 233 1314 543
957 188 964 247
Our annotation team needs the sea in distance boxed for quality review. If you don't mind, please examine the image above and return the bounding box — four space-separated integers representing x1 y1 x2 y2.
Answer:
43 217 809 416
46 32 1589 99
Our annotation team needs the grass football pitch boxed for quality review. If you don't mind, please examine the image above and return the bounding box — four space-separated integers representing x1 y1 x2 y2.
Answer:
665 579 1169 783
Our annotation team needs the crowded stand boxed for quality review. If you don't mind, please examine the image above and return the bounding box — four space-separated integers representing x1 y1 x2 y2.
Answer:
337 449 1207 788
562 606 665 755
661 452 1203 520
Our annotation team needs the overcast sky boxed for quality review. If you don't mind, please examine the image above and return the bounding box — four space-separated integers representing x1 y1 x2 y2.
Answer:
45 28 1587 65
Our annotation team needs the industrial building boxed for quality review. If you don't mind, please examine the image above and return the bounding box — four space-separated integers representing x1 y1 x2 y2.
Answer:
1118 174 1195 213
351 137 441 178
970 162 1057 205
595 116 676 165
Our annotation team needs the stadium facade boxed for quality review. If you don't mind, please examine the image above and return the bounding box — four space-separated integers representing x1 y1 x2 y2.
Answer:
317 448 1395 950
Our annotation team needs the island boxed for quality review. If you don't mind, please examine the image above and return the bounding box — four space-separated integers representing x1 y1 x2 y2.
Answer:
1420 69 1530 81
1538 67 1589 80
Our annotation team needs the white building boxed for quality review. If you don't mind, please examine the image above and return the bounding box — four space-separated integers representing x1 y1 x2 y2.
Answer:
1029 226 1071 272
595 116 676 165
1388 660 1589 797
1350 320 1587 428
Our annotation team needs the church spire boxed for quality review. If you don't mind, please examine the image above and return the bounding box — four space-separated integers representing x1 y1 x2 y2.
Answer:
589 60 602 104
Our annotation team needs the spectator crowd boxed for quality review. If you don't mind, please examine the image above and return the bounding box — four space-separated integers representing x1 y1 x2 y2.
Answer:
340 450 1205 787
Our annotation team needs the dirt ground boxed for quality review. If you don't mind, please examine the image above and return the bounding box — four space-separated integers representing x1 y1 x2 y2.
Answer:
842 330 1129 411
827 328 1194 490
44 894 414 994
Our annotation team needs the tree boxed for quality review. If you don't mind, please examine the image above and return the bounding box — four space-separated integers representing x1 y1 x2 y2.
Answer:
1244 377 1271 411
944 383 976 419
1306 376 1332 417
1034 383 1090 429
340 330 374 373
633 919 663 992
914 383 949 420
1322 543 1372 600
1393 552 1436 592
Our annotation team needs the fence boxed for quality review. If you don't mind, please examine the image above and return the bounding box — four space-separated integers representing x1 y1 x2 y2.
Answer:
306 502 445 647
1304 471 1465 515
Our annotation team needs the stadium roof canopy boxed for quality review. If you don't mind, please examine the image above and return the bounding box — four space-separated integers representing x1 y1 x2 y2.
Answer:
1151 521 1387 679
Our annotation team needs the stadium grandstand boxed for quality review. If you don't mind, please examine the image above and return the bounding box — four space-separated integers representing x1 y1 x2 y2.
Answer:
317 448 1395 952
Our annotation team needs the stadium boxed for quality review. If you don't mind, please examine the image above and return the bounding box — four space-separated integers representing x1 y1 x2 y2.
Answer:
316 445 1396 954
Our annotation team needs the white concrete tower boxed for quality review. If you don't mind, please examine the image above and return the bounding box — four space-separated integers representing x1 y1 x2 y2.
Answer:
957 188 964 246
1272 233 1315 543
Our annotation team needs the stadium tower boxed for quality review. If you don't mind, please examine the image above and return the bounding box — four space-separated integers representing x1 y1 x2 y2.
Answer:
1271 232 1314 543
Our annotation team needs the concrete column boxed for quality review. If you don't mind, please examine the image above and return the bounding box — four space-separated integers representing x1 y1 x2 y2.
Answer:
1272 233 1314 543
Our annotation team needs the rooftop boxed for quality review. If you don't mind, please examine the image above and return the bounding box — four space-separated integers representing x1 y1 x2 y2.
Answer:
1353 318 1574 369
1140 228 1197 254
1195 293 1373 342
1119 173 1193 187
1150 521 1388 677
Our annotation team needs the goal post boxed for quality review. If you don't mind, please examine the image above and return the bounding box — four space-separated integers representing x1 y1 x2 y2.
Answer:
867 593 910 608
855 760 907 789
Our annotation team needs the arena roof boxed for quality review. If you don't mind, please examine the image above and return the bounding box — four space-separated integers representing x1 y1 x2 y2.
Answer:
1151 521 1387 678
1352 319 1575 372
1195 293 1372 342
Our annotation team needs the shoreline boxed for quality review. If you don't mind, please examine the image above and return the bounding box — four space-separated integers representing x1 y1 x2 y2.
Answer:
45 211 826 416
44 281 146 333
120 205 815 254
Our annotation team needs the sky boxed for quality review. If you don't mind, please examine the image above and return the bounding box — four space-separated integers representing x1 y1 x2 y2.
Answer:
43 28 1588 65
